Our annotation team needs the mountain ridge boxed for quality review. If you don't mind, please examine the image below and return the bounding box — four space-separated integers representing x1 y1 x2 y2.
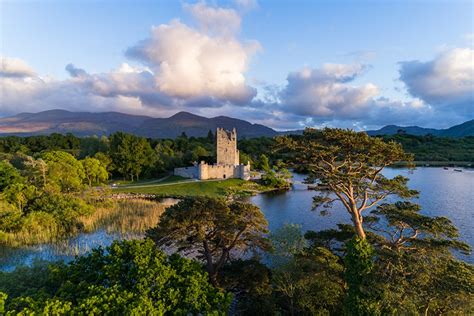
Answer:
0 109 278 138
0 109 472 138
366 120 474 137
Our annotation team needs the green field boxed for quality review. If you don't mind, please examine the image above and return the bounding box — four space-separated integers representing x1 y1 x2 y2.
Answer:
112 175 189 187
114 178 271 197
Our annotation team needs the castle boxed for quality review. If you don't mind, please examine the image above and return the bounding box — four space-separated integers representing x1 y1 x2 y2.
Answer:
174 128 251 180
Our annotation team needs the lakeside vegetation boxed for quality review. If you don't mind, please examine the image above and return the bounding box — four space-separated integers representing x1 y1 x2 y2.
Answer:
0 132 287 247
79 199 166 234
0 129 473 314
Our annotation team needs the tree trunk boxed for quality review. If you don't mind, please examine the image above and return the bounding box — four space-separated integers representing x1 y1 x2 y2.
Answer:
209 271 219 288
352 213 366 239
203 241 219 287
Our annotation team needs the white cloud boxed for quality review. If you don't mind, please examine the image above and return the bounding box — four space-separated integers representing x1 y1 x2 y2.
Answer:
279 64 378 118
126 17 260 106
399 48 474 115
1 2 260 117
0 56 36 78
184 2 241 36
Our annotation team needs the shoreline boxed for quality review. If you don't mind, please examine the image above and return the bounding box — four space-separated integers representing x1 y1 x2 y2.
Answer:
392 161 473 167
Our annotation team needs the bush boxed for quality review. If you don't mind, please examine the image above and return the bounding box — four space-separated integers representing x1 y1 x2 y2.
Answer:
0 239 232 314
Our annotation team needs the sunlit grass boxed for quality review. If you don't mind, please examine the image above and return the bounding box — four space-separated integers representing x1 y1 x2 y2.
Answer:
0 199 167 247
79 199 167 234
115 178 271 197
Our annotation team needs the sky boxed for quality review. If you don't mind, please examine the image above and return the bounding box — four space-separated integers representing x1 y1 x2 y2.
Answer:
0 0 473 130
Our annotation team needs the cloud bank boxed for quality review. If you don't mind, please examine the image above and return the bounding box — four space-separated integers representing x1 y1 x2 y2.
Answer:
0 2 472 130
399 48 474 117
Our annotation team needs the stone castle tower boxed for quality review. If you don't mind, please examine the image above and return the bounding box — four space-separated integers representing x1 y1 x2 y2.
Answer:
216 128 239 166
174 127 250 180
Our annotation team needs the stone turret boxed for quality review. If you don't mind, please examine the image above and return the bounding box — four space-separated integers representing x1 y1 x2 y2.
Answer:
216 128 239 166
174 127 250 180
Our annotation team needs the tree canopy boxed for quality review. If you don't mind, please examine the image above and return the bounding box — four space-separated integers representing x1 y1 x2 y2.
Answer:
277 128 418 239
0 239 231 315
147 197 269 286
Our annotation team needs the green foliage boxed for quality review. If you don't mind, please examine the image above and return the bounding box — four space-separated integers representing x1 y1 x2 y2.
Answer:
269 224 308 267
306 202 474 315
109 132 156 181
0 239 232 314
81 157 108 187
147 197 269 286
0 291 6 314
273 247 345 315
383 134 474 162
42 151 86 193
0 153 107 245
2 182 35 211
343 237 380 316
0 160 23 191
259 154 292 189
28 192 93 233
0 200 22 232
220 259 275 314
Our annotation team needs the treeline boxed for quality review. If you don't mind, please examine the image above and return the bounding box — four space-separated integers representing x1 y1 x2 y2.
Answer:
0 132 278 181
382 134 474 162
1 133 473 177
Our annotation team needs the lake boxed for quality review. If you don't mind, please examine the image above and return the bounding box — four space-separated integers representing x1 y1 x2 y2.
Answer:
1 167 473 271
250 167 474 263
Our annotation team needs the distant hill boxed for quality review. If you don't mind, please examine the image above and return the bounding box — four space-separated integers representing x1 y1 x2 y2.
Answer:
367 120 474 137
1 109 472 138
0 109 278 138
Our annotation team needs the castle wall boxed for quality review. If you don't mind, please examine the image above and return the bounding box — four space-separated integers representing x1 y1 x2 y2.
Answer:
174 166 198 179
199 163 237 180
236 163 251 180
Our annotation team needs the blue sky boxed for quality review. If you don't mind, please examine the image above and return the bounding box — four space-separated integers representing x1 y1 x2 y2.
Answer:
1 0 473 130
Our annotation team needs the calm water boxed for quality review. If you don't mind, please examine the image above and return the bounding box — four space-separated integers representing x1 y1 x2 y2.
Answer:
250 167 474 263
1 167 473 271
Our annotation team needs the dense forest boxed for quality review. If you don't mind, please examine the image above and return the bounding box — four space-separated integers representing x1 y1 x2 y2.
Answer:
0 130 473 314
0 132 472 181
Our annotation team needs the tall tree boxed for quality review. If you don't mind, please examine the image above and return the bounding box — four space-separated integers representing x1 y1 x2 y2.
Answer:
23 156 48 188
277 128 417 239
147 197 269 286
41 151 86 193
81 157 108 187
305 201 473 315
207 129 214 142
109 132 155 181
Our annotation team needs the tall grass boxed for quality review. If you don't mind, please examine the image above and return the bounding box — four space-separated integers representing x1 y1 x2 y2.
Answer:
79 199 167 234
0 199 168 247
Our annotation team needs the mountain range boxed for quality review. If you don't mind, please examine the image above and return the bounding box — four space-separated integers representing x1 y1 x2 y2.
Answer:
0 109 472 138
0 109 277 138
366 120 474 137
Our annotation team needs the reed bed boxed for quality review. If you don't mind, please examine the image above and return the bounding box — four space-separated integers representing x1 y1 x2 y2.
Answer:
0 199 168 248
79 199 167 234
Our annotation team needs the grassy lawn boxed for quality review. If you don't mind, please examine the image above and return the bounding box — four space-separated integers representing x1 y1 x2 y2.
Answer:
115 178 270 198
115 175 189 187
